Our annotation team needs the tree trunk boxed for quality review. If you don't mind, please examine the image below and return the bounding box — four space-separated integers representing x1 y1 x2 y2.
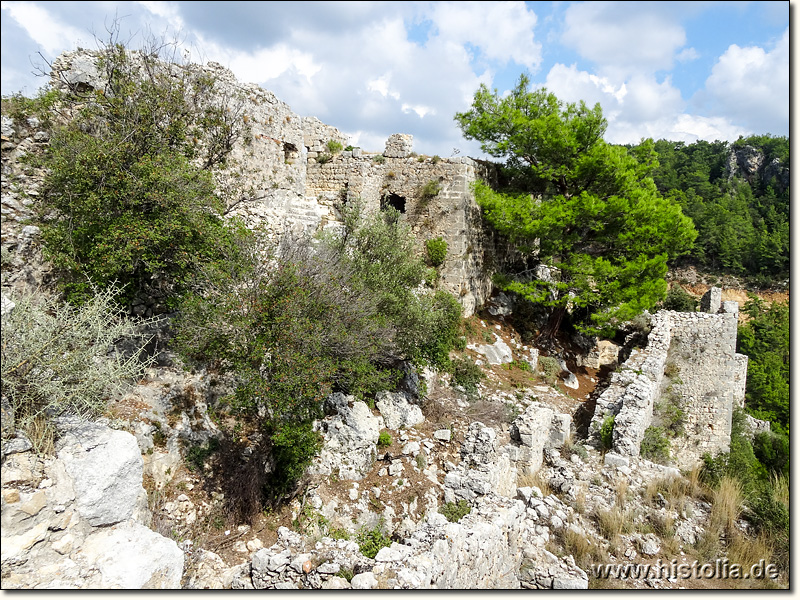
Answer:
540 305 566 339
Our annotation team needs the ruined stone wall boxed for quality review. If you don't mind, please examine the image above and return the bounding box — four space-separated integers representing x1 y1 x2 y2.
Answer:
2 50 508 316
589 290 748 468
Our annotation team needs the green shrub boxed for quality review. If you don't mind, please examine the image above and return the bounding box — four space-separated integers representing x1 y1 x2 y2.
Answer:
537 356 561 385
431 155 441 164
1 286 153 449
377 431 392 448
344 145 355 152
357 522 392 559
425 237 448 267
640 426 670 463
326 139 343 154
600 415 615 452
373 155 386 164
316 153 332 164
186 438 221 472
662 285 697 312
450 357 483 394
35 42 249 307
439 499 471 522
418 179 442 202
752 430 789 477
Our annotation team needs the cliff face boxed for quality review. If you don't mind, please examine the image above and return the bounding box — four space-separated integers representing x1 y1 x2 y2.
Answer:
726 144 789 194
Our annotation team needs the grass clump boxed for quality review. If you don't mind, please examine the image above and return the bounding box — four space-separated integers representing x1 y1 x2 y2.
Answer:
377 431 392 448
640 426 671 463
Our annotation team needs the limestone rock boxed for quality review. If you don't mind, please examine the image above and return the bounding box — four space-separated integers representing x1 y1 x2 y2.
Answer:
311 397 382 480
467 334 513 365
57 422 146 526
77 520 184 588
376 391 424 431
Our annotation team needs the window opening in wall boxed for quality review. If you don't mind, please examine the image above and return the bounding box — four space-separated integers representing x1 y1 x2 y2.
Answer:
283 142 298 163
381 193 406 213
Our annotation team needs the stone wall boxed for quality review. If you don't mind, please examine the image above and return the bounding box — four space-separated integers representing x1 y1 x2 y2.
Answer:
305 150 501 314
31 50 503 316
589 289 748 468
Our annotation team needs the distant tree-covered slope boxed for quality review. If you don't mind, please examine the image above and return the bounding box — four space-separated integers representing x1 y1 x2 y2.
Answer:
629 135 789 284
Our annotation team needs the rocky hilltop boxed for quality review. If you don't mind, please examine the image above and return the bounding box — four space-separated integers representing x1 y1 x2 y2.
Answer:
0 51 779 589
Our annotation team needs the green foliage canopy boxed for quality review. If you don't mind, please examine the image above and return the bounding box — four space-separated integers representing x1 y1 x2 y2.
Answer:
737 297 789 435
455 76 697 335
35 42 249 306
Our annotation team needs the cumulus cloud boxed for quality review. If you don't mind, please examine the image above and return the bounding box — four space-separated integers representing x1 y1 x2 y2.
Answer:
561 2 688 78
1 0 87 55
701 27 789 135
544 62 747 144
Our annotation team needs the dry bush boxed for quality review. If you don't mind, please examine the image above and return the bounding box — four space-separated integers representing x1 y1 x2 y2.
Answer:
644 475 689 511
1 286 154 451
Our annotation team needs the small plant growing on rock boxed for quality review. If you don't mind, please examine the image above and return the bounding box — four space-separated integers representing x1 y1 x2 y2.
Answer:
425 237 448 267
326 139 343 154
449 357 483 395
418 179 442 202
640 426 671 463
372 154 386 164
537 356 561 385
377 431 393 448
600 415 615 452
356 521 392 559
316 153 333 164
439 499 471 522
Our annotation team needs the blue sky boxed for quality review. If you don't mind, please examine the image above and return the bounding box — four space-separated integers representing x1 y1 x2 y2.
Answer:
0 1 790 157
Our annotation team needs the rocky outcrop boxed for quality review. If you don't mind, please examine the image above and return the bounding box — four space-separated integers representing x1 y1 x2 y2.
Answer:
375 391 424 431
309 394 382 480
1 421 183 589
726 144 789 194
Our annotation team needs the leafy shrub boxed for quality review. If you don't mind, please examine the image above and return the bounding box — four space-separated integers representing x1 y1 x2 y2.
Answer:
344 145 355 152
662 285 697 312
186 438 221 472
600 415 615 452
640 426 670 463
1 286 152 449
357 522 392 559
377 431 392 448
425 237 448 267
752 431 789 477
439 499 471 522
373 154 386 164
316 153 332 164
537 356 561 385
450 357 483 394
431 155 441 164
326 139 343 154
35 41 249 307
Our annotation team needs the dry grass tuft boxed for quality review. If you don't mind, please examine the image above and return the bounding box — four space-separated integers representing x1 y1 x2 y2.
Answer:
614 477 629 508
709 476 742 537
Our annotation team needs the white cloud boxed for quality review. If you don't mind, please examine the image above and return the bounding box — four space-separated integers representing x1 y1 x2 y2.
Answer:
428 1 541 69
544 62 746 144
702 27 789 134
1 0 87 55
561 2 688 77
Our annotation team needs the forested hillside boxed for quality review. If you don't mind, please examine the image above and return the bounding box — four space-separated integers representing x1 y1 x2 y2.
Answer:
628 136 789 285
